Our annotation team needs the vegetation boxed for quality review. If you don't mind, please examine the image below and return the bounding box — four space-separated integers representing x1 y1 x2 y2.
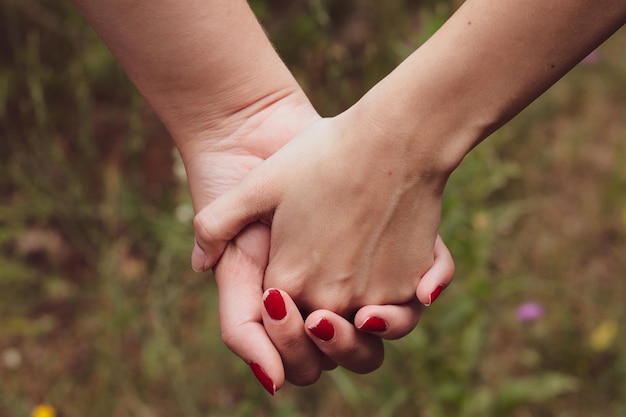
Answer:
1 1 625 416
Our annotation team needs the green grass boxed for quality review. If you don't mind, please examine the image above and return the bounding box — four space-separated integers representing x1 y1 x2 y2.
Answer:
1 1 625 416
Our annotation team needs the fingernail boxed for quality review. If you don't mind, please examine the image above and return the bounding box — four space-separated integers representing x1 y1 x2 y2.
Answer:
308 318 335 341
263 289 287 321
359 316 387 332
248 362 276 395
191 241 209 272
426 284 446 306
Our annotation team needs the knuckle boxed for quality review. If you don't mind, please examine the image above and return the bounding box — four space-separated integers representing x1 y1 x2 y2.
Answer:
220 327 241 353
349 348 384 375
193 210 221 243
447 260 456 281
341 342 363 362
332 339 384 374
285 365 322 386
276 333 308 352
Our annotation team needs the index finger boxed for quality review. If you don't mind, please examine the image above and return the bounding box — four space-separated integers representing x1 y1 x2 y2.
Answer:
213 223 284 395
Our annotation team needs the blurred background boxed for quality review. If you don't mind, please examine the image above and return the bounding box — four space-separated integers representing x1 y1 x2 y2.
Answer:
1 1 625 416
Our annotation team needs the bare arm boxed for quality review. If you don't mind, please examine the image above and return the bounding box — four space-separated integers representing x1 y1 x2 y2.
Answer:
70 0 301 150
355 0 626 174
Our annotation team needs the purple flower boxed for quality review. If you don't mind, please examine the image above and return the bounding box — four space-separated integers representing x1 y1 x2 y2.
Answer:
516 302 544 322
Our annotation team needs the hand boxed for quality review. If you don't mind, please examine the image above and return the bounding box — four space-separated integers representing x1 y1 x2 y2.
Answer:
181 92 454 391
192 110 451 318
216 223 454 393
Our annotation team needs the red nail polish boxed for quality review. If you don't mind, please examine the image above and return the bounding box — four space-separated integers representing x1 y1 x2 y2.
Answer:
249 362 276 395
308 318 335 341
428 285 446 306
263 289 286 321
359 316 387 332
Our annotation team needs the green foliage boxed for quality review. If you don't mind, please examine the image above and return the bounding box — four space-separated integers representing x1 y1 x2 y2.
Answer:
1 1 625 417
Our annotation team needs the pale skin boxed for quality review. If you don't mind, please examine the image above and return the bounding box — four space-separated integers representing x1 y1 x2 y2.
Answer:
70 0 455 393
194 0 626 332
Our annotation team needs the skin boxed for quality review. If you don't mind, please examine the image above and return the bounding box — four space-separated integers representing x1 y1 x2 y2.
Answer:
69 0 455 392
193 0 626 317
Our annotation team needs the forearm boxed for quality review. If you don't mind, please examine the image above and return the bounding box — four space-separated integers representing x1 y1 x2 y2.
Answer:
353 0 626 174
71 0 301 146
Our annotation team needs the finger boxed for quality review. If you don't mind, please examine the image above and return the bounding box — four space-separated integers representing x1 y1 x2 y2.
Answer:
304 310 385 374
261 289 325 386
354 299 425 340
415 235 455 306
192 168 280 272
321 356 339 371
213 223 283 395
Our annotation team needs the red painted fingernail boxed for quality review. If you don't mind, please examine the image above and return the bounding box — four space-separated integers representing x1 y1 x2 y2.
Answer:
427 285 446 306
263 289 287 321
359 316 387 332
308 318 335 341
249 362 276 395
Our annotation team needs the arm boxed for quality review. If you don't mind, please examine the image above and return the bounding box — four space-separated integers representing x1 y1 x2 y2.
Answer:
355 0 626 175
70 0 300 159
192 0 625 314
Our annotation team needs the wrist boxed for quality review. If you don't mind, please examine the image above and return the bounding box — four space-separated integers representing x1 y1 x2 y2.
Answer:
347 78 482 181
175 87 319 212
144 52 305 152
75 0 306 152
171 81 308 157
349 0 626 180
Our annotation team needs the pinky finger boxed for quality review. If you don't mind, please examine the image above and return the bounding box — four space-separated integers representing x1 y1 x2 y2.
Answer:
415 235 455 306
354 299 425 340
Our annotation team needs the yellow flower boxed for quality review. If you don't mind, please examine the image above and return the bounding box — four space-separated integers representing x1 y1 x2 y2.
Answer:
32 404 56 417
589 320 618 352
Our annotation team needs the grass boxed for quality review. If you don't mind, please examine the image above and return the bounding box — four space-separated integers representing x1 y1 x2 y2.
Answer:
1 1 625 416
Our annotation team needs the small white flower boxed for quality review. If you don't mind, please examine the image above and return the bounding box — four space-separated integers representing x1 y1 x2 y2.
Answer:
2 347 22 370
175 203 195 224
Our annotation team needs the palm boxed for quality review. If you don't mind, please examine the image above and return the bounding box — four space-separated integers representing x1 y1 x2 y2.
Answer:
183 94 320 209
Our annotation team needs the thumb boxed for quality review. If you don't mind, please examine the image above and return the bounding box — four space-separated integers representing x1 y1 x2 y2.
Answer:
191 172 280 272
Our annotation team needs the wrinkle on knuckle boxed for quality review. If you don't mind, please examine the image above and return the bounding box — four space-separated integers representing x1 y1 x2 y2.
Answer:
277 333 308 353
341 342 363 363
193 210 222 244
351 349 384 374
285 365 322 387
220 327 241 353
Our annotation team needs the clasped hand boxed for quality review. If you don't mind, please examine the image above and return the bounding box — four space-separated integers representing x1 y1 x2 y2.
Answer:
190 103 454 392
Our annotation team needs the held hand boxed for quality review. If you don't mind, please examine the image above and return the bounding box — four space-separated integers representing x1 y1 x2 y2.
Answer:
193 111 452 318
182 93 454 391
217 223 454 392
